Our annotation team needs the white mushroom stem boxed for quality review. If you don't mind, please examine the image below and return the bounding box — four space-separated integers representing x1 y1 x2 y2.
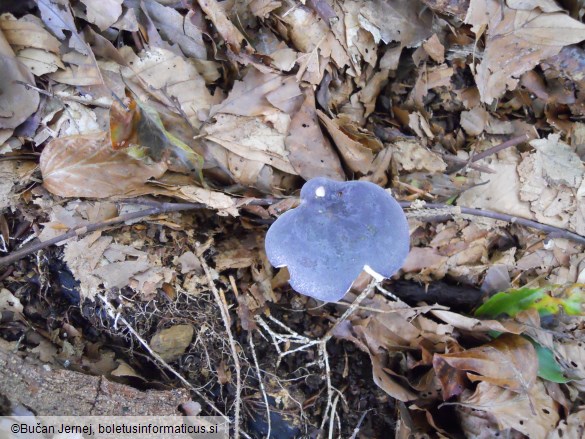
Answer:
363 265 385 282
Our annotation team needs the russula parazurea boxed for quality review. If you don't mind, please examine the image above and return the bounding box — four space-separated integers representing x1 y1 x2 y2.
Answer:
265 177 410 302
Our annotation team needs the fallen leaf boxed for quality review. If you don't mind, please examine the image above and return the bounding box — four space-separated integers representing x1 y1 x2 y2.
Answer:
80 0 123 31
37 0 89 55
196 0 248 52
465 0 585 104
358 0 433 47
0 28 39 129
110 97 203 175
436 334 538 392
458 381 559 438
210 67 303 117
40 132 167 198
317 110 374 174
178 185 239 217
121 47 213 129
548 409 585 439
140 0 206 59
204 113 297 175
431 310 525 334
285 88 345 180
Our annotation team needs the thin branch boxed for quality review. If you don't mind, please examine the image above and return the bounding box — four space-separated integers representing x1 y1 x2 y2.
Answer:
470 134 530 163
0 202 204 267
400 201 585 245
198 257 242 439
248 332 271 439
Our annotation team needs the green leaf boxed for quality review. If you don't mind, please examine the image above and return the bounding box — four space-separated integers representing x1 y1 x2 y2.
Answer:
475 285 585 318
530 339 569 383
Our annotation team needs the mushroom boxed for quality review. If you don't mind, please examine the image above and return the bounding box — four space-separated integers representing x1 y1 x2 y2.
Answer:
265 177 410 302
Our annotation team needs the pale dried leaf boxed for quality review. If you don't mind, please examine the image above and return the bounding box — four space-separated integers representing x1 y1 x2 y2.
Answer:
547 409 585 439
467 0 585 103
210 68 302 117
530 134 585 188
121 48 213 129
358 0 433 47
437 334 538 392
392 140 447 173
458 151 534 219
178 185 239 216
0 29 39 129
141 0 207 59
80 0 123 31
0 16 61 53
506 0 563 12
40 132 167 198
431 310 525 334
37 0 89 54
204 113 297 175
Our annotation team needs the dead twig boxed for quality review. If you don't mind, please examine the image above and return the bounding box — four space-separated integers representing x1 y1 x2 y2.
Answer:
247 332 271 439
0 202 204 267
198 257 242 439
401 201 585 245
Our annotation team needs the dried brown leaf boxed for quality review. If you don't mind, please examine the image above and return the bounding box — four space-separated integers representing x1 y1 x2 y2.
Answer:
459 381 559 438
436 334 537 392
197 0 248 52
466 0 585 103
210 68 302 117
317 110 374 174
358 0 433 47
285 88 345 180
40 132 167 198
204 113 297 175
140 0 206 59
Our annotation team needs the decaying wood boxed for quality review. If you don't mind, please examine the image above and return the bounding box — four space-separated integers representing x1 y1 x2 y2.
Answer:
0 341 189 416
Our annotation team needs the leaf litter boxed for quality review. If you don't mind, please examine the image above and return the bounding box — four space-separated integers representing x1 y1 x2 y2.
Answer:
1 0 585 437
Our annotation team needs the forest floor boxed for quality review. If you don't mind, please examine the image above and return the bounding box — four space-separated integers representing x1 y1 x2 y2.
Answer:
1 0 585 437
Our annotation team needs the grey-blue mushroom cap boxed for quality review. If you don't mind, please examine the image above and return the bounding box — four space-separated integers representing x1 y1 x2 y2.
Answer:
265 177 410 302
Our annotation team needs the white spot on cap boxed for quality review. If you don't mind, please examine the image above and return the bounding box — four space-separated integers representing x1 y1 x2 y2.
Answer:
363 265 385 282
315 186 326 197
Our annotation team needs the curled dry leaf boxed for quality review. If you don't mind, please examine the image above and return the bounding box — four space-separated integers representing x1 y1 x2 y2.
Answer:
40 132 167 198
317 110 374 174
37 0 89 55
435 333 538 393
358 0 433 47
